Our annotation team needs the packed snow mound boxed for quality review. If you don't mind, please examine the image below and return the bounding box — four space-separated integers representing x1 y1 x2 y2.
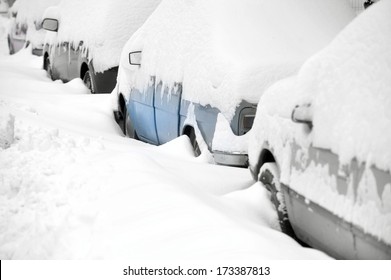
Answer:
296 0 391 171
0 111 14 149
119 0 355 120
44 0 161 73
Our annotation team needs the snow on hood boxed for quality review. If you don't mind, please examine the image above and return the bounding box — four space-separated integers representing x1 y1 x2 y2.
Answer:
43 0 161 73
119 0 355 120
295 0 391 172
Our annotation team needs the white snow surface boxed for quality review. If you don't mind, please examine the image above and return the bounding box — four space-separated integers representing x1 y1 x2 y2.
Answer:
117 0 355 120
44 0 161 73
11 0 59 24
249 0 391 246
0 47 329 259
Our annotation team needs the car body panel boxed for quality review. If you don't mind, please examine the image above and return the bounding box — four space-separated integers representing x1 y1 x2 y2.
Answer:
154 82 182 144
252 134 391 259
283 181 391 259
119 74 254 166
128 83 158 144
44 43 118 93
51 42 69 80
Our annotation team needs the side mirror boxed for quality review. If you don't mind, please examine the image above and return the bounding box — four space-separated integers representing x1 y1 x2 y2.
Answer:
129 51 142 66
42 18 58 32
291 104 313 129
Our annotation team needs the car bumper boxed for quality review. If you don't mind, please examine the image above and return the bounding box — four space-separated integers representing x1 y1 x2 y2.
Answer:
213 150 248 167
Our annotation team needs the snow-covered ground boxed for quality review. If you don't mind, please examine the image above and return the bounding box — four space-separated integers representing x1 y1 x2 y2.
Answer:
0 42 329 259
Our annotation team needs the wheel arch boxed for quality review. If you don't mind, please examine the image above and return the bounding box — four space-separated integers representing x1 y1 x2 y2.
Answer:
182 125 195 138
80 62 89 80
253 145 277 181
118 92 126 115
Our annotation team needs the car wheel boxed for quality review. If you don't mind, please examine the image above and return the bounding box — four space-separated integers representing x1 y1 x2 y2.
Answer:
82 70 95 93
122 104 138 139
45 57 53 80
259 162 296 237
8 37 14 55
188 128 201 157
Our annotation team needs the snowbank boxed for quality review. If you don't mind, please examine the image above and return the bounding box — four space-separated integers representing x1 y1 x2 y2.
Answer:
0 46 329 259
118 0 355 120
44 0 161 73
0 111 14 149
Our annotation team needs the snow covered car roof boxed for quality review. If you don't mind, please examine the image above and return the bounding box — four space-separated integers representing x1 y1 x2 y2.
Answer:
43 0 162 73
10 0 60 24
293 0 391 172
118 0 355 120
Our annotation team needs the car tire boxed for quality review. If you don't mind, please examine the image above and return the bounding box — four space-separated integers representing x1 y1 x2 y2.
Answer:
8 37 14 55
45 57 53 80
188 128 201 157
259 162 296 237
82 70 95 93
122 105 138 139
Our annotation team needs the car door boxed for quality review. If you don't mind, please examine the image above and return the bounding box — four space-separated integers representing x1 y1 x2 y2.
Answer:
128 76 159 145
67 42 83 80
52 42 70 81
154 82 182 144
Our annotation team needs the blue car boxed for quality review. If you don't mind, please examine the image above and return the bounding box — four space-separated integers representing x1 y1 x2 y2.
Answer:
114 71 256 167
112 0 355 167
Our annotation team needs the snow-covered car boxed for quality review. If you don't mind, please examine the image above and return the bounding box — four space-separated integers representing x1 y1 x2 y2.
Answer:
41 0 161 94
0 0 9 15
112 0 355 167
248 0 391 259
7 0 60 55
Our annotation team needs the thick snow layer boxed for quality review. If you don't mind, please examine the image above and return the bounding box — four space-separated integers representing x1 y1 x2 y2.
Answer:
0 47 329 259
118 0 355 120
249 0 391 246
297 0 391 172
11 0 59 24
44 0 161 73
